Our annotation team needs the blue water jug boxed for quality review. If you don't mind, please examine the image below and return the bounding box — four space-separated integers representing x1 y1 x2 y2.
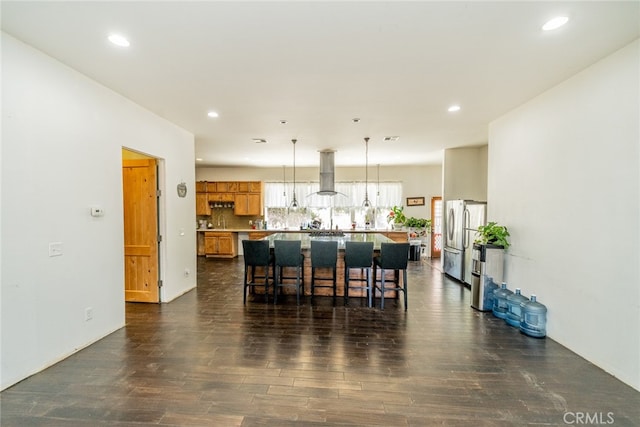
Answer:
505 288 528 327
520 294 547 338
492 282 512 319
483 277 498 312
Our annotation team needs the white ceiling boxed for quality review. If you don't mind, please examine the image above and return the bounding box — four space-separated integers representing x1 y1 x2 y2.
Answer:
2 1 638 167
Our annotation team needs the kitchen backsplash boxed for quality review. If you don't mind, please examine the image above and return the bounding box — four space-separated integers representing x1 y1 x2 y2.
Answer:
197 207 264 229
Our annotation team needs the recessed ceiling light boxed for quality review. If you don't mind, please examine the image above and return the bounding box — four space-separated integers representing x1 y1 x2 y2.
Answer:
542 16 569 31
280 120 287 124
448 105 461 112
207 111 219 118
108 34 130 47
252 138 267 144
196 158 203 161
352 118 361 123
383 136 399 142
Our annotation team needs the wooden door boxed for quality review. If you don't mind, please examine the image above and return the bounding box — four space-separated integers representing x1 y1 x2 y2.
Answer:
123 159 159 302
431 196 442 258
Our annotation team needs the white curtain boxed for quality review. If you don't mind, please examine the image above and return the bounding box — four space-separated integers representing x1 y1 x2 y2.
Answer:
264 181 402 208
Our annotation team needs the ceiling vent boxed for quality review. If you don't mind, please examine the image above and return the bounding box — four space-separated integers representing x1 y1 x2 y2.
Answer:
383 136 400 142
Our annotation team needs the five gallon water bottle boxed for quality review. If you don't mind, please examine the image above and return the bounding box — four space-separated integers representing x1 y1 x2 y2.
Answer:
520 294 547 338
505 288 528 327
483 277 499 312
492 282 513 319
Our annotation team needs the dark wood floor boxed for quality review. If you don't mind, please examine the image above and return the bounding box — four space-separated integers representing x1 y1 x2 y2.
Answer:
2 257 639 426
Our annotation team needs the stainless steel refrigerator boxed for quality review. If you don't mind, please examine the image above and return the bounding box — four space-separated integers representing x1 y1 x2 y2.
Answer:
443 200 486 284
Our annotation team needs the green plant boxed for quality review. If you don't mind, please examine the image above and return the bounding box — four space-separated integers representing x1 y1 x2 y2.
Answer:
475 222 511 248
404 217 432 230
387 206 406 224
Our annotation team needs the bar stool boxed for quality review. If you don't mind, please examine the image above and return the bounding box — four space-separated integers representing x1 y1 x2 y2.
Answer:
343 241 374 307
310 240 338 305
241 240 273 304
373 242 410 310
273 240 305 305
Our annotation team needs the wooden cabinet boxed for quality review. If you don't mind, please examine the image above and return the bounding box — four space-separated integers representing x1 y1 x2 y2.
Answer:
204 231 237 258
212 182 229 192
196 193 211 215
237 181 261 192
208 192 234 202
201 181 263 215
234 192 262 216
195 181 208 193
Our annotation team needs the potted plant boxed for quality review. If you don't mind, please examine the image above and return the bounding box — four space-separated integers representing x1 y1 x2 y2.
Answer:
405 216 431 234
405 217 432 239
475 222 511 248
387 206 406 230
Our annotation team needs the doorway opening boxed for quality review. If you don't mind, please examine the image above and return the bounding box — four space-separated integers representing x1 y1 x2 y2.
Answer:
431 197 442 258
122 148 163 303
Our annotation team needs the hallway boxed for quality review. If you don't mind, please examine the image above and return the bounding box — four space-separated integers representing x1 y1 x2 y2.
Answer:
1 257 638 426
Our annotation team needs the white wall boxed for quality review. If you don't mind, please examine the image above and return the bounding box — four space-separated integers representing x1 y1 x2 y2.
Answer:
442 146 488 202
196 164 442 220
1 34 197 390
488 40 639 390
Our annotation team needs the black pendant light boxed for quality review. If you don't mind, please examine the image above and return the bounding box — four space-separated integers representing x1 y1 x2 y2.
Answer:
362 137 371 207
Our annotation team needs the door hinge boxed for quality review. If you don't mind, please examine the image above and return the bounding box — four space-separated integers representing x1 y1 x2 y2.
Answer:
158 280 163 288
158 234 163 242
157 189 162 197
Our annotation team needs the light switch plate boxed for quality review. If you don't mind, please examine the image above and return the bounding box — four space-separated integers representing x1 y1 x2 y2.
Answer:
90 206 104 217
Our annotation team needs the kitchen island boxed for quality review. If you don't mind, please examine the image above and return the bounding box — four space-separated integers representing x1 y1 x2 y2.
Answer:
197 228 409 257
256 231 398 300
262 231 393 250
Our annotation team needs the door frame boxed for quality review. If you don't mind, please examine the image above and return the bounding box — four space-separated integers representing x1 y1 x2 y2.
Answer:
122 147 166 303
431 196 442 258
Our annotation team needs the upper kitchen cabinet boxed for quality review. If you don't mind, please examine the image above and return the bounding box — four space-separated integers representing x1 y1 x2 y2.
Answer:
208 192 234 203
238 181 262 193
196 180 264 216
196 181 208 193
196 193 211 215
195 181 211 215
234 192 262 216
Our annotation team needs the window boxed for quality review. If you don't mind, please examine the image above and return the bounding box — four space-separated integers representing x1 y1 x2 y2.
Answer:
264 181 402 230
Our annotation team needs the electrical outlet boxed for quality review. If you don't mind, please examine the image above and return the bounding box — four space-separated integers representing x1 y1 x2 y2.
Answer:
85 307 93 321
184 268 190 278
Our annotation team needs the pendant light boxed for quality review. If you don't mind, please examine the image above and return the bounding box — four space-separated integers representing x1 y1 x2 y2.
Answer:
290 139 299 208
362 137 371 207
376 163 380 197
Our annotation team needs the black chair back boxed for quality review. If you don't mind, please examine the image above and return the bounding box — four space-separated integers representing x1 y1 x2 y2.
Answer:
242 240 270 266
274 240 303 267
311 240 338 268
344 241 374 268
378 243 410 269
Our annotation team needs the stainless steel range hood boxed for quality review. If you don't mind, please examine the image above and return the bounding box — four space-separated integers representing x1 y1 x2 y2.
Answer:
318 150 338 195
311 150 346 198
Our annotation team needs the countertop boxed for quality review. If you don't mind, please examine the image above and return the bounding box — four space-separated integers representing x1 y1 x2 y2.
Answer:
196 228 404 233
261 232 395 250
